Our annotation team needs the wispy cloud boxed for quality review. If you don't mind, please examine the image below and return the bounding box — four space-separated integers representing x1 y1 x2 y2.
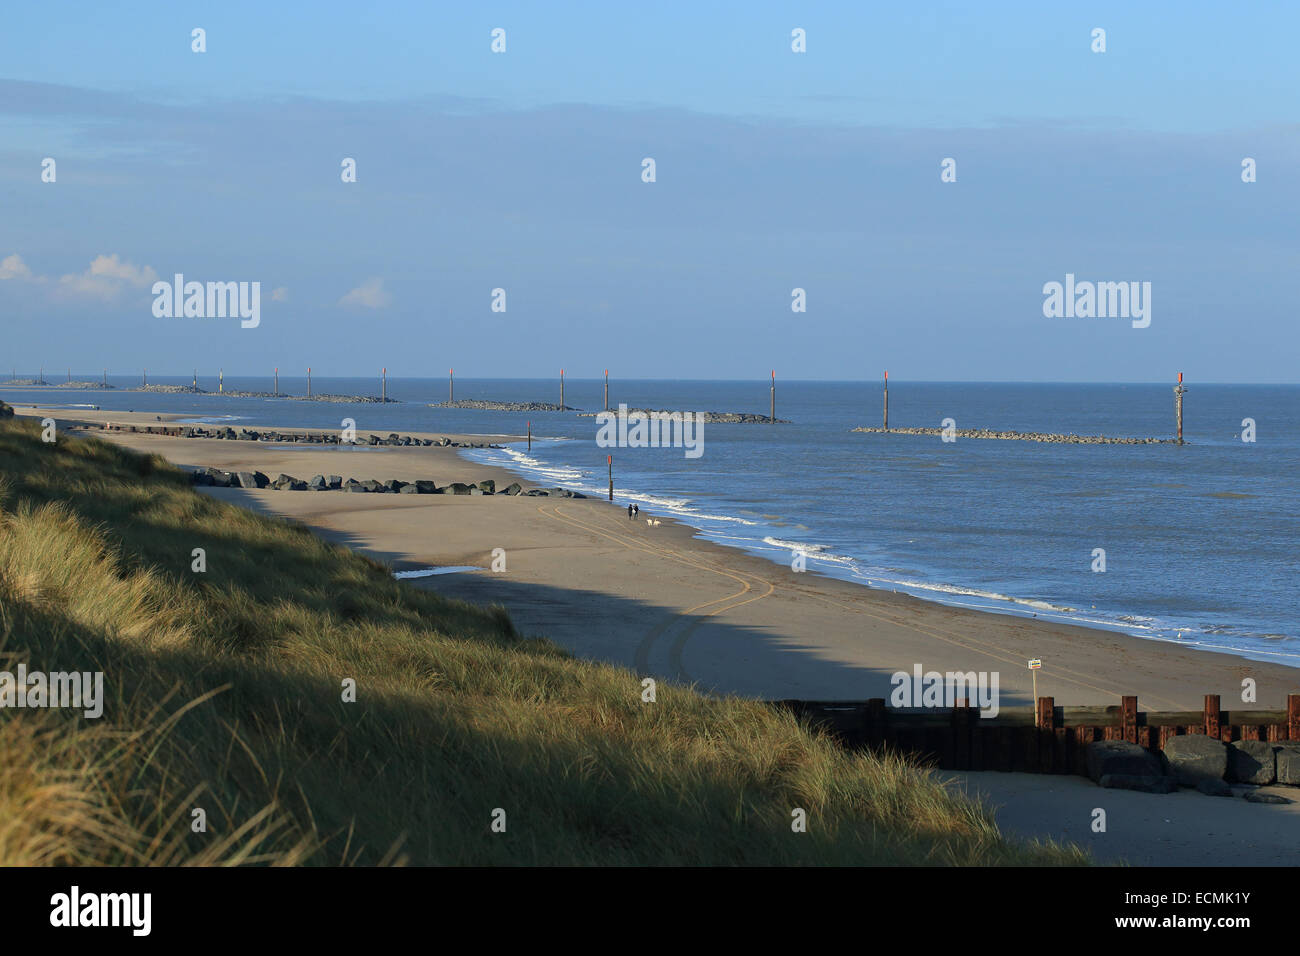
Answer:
55 254 158 301
0 254 35 281
339 277 390 309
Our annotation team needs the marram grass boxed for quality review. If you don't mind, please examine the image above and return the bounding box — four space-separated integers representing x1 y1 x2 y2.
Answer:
0 418 1088 865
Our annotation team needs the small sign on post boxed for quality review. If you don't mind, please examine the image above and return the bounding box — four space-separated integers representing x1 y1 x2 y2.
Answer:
1028 658 1042 705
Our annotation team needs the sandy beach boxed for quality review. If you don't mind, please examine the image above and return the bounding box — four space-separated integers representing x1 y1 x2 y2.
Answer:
31 405 1299 711
20 404 1300 864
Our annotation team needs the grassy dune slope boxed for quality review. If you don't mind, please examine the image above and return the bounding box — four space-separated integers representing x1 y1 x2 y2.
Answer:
0 417 1088 865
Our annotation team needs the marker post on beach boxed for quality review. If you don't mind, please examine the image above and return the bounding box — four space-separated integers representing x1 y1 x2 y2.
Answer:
1028 658 1042 704
770 370 775 423
142 369 146 387
1174 372 1186 445
219 369 223 394
307 367 312 399
883 370 889 431
274 367 278 396
527 421 531 452
449 368 454 404
102 369 106 387
608 454 613 501
604 369 609 412
193 369 197 391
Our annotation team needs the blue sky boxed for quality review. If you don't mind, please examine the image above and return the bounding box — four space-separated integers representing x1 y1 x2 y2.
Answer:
2 1 1297 381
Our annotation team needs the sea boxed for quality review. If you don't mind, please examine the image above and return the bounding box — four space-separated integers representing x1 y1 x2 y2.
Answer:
6 376 1297 668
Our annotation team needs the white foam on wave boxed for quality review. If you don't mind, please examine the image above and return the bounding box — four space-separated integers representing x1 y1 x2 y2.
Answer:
177 414 250 424
849 572 1076 613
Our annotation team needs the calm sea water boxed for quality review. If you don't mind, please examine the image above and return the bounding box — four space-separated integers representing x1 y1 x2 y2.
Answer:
8 376 1298 666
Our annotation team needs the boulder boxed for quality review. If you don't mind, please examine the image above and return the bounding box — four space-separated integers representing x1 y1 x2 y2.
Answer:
190 470 215 486
274 474 298 487
361 479 386 493
476 479 496 494
469 487 484 496
327 475 343 490
205 468 232 487
288 480 309 491
1085 740 1163 783
384 479 406 493
308 475 327 491
414 480 439 494
235 471 270 489
344 479 367 493
399 484 420 494
1099 773 1177 794
502 482 523 496
1161 734 1228 786
1274 744 1300 786
1244 791 1293 805
1228 740 1275 785
446 482 473 495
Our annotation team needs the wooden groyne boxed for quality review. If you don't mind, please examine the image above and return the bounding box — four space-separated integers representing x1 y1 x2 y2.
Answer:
776 695 1300 777
98 422 501 448
430 400 575 412
578 409 790 424
852 426 1175 444
858 372 1190 445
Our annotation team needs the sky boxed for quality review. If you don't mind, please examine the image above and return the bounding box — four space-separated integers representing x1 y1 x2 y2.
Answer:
1 1 1297 382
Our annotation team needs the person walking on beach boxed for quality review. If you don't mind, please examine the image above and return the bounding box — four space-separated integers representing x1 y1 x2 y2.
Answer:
627 503 634 520
632 504 639 519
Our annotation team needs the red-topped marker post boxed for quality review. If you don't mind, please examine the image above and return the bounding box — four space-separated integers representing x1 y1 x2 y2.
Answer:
607 454 613 501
